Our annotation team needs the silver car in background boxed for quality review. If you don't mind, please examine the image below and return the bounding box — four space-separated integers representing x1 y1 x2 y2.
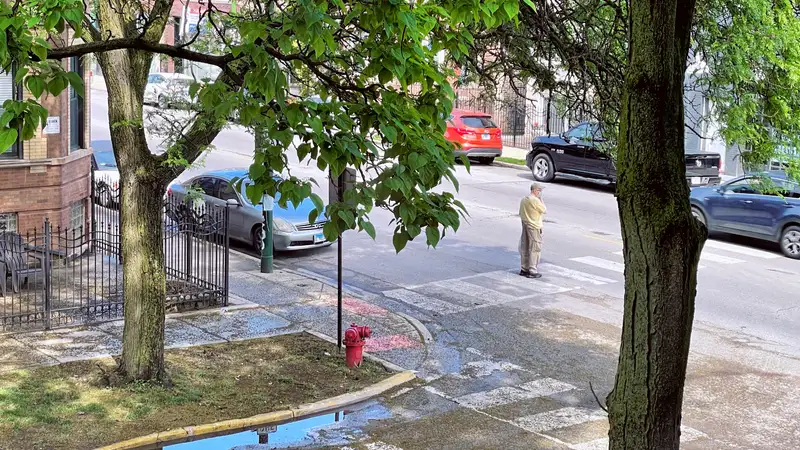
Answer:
166 169 331 251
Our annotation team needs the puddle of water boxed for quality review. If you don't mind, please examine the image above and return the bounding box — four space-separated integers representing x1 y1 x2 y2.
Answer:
164 401 391 449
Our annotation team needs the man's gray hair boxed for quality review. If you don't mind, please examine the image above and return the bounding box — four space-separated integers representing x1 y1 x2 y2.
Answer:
530 183 544 191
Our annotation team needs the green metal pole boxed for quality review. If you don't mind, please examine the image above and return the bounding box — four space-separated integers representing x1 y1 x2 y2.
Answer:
261 209 274 273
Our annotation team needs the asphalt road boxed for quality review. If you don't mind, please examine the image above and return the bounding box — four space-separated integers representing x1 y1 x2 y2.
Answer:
92 90 800 449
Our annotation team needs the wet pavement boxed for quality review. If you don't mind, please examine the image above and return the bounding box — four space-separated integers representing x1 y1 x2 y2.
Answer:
0 251 427 373
3 246 799 450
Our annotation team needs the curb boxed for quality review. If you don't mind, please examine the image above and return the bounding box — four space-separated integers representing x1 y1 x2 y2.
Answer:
96 370 416 450
396 311 433 344
492 161 528 171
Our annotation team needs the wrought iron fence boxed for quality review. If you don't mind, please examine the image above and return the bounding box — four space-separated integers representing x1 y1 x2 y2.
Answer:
0 176 230 333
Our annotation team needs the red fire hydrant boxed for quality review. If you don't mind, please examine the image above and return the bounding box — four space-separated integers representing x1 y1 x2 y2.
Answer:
343 323 371 368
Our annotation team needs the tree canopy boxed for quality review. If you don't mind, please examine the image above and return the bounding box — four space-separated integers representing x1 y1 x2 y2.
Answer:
0 0 521 251
465 0 800 179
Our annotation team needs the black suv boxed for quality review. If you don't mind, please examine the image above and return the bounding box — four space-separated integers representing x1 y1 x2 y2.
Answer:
526 122 722 187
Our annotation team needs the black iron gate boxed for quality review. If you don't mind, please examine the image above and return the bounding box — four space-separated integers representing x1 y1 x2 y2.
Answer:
0 177 230 333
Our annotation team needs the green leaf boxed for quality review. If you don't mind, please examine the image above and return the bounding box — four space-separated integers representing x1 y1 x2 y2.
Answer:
362 220 376 240
308 208 320 224
31 45 47 62
392 231 409 253
503 0 519 19
380 124 398 143
309 193 325 213
0 128 18 153
26 76 45 98
48 77 68 96
426 225 441 247
66 72 84 95
14 67 29 85
338 210 355 228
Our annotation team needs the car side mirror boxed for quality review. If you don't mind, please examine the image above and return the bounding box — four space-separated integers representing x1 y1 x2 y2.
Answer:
226 198 242 207
716 186 726 194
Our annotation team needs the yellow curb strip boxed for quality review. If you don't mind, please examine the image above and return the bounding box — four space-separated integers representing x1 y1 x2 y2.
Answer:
96 370 415 450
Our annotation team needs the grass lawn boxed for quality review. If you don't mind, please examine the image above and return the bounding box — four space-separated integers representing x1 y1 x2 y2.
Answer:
496 156 526 166
0 332 390 450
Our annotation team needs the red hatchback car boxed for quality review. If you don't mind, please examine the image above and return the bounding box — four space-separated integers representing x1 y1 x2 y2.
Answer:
444 110 503 164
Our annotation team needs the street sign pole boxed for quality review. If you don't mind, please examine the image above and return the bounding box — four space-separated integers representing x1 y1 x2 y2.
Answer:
261 195 274 274
337 171 344 351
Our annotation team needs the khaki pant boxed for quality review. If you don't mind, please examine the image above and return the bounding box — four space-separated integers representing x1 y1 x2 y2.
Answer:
519 223 543 273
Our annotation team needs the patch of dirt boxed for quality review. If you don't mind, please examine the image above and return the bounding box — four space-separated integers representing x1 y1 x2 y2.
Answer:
0 332 391 450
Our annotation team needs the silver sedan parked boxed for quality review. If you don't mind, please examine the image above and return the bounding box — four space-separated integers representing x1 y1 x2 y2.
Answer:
167 169 331 251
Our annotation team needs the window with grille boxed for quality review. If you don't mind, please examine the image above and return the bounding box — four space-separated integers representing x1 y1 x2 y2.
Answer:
0 212 18 232
70 201 85 234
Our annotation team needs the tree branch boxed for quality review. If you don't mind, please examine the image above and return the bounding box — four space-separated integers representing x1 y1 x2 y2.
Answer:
46 38 237 68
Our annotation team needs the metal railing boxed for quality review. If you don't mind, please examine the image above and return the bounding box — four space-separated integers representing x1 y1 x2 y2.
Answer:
0 176 230 333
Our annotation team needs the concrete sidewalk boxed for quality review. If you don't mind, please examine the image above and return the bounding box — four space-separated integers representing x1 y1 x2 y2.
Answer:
0 250 428 373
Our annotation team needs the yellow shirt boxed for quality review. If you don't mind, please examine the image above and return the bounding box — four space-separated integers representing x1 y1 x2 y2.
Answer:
520 195 546 230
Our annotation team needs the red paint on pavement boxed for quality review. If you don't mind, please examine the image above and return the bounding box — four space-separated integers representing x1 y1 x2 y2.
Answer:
344 297 388 316
319 295 389 317
365 334 422 352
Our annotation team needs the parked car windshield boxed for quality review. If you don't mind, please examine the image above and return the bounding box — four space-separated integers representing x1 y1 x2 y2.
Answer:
461 116 497 128
93 152 117 170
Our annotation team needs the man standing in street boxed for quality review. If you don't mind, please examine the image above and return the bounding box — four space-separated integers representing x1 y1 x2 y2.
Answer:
519 183 547 278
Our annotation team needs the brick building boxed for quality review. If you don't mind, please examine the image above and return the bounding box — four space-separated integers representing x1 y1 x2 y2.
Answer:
154 0 232 78
0 56 91 235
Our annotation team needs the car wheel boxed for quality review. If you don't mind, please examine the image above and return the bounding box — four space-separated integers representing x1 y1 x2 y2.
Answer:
780 225 800 259
691 206 706 228
531 153 556 182
252 225 264 251
477 157 495 165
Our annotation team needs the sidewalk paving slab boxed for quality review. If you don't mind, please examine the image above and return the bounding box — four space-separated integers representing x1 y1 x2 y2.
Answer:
0 250 429 373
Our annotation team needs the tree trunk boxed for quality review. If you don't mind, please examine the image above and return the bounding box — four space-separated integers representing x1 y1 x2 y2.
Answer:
606 0 703 447
101 46 171 381
118 165 169 381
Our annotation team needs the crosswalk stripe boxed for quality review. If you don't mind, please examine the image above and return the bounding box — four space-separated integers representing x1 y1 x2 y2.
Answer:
454 378 576 409
568 426 707 449
382 288 468 315
455 386 541 409
514 407 606 433
611 252 709 269
434 278 520 305
704 239 780 259
518 378 577 396
699 251 746 264
480 271 573 295
365 443 404 450
538 263 617 285
571 256 625 273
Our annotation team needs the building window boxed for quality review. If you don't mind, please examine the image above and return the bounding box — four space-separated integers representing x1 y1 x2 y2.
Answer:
70 201 85 234
0 68 21 160
69 56 85 152
0 212 18 233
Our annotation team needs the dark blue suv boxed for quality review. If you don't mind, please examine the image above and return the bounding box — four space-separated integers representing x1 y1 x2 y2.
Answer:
690 172 800 258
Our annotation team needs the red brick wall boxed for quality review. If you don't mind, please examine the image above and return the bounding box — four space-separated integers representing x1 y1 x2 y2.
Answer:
0 154 91 233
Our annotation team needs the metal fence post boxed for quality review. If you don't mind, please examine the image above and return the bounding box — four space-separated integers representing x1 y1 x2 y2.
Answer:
223 203 230 306
43 219 52 330
89 166 95 255
185 203 193 281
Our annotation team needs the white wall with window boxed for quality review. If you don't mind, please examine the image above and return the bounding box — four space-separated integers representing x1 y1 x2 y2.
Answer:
0 69 20 159
0 212 18 233
69 201 85 233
